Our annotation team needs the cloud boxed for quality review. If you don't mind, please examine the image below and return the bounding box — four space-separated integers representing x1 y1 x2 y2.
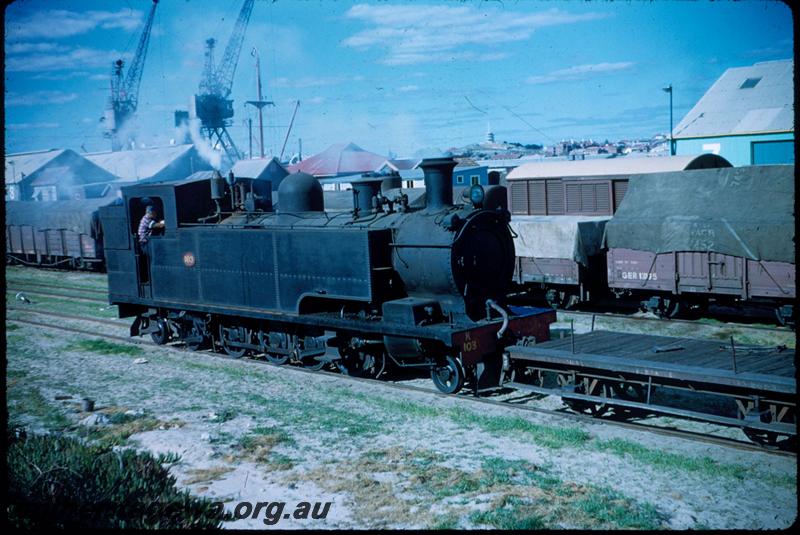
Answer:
28 70 95 81
6 91 80 106
5 47 125 72
526 62 635 85
271 75 363 88
6 122 61 130
343 4 607 65
5 8 143 40
398 85 419 93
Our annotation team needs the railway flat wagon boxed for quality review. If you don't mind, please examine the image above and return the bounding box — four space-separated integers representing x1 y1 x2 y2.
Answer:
508 330 796 447
5 199 109 269
506 154 731 308
603 164 795 324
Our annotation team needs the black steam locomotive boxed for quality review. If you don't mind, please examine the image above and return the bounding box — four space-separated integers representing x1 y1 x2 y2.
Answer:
100 158 555 394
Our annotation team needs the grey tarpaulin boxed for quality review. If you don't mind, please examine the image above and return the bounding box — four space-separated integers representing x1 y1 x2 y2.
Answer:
603 164 795 263
510 215 610 266
5 199 113 239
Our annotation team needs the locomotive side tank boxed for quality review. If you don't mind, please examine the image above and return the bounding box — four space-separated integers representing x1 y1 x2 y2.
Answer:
100 158 555 394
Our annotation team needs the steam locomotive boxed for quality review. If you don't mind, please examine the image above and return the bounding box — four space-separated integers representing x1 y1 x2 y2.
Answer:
99 158 555 394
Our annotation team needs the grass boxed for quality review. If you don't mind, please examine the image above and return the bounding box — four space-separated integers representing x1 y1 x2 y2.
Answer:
183 466 235 485
79 416 164 447
449 408 591 449
6 382 72 430
289 447 665 529
594 437 796 488
64 338 144 357
232 426 296 467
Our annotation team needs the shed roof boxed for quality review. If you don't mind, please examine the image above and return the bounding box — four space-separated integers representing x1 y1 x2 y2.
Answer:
506 154 731 180
5 149 67 184
288 142 386 177
673 59 793 139
84 144 197 181
232 157 288 179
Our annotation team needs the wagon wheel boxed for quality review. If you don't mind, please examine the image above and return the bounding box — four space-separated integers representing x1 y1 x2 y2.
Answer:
655 298 682 319
560 375 612 417
431 356 465 395
610 382 649 419
150 318 170 345
742 428 784 449
545 289 577 310
337 346 386 379
218 324 247 359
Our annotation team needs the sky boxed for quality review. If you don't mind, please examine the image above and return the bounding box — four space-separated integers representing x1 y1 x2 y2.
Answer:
3 0 794 160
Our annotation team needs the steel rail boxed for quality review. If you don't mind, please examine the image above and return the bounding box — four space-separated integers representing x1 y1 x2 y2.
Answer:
6 279 108 295
6 310 796 458
557 309 791 335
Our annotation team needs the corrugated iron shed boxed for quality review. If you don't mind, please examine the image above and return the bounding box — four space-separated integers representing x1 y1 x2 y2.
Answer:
5 149 67 185
288 142 386 177
84 144 211 182
232 157 289 188
673 59 793 138
507 154 731 180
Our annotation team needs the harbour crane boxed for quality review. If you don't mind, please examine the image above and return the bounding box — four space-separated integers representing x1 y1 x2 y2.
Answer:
195 0 255 165
103 0 159 152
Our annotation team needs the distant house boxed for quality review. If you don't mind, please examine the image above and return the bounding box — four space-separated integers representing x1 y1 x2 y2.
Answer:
375 158 419 174
452 165 488 186
5 149 118 201
84 144 212 183
288 142 386 178
232 157 290 189
673 59 793 166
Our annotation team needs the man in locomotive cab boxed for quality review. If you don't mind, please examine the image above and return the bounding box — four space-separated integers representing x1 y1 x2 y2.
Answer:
137 205 165 246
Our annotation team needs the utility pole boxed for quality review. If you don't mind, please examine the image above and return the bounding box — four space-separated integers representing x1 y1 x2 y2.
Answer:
280 100 300 161
245 47 274 159
663 84 674 155
247 118 253 158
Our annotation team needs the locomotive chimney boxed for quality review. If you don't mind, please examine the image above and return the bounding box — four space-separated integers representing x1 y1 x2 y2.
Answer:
420 157 457 211
352 176 382 218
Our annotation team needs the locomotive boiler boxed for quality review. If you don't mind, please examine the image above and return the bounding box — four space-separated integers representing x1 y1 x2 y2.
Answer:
100 157 555 394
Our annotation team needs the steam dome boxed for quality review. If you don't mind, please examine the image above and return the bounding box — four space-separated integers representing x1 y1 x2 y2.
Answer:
278 172 324 213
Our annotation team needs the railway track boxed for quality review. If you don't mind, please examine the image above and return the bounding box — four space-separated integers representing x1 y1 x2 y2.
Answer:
6 307 795 458
7 281 792 341
6 279 108 296
559 309 792 335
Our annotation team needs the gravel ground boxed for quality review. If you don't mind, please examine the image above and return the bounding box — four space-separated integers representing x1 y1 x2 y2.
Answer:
5 267 797 529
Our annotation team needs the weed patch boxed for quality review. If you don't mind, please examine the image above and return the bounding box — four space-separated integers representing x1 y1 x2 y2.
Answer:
65 339 143 357
449 408 590 449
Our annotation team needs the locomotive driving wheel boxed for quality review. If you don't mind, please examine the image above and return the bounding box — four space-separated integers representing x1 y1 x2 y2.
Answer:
336 345 386 379
181 317 210 351
150 318 171 345
431 356 465 395
218 324 247 358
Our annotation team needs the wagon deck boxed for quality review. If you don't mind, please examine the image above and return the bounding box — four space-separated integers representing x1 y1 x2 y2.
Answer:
511 330 795 394
507 330 796 442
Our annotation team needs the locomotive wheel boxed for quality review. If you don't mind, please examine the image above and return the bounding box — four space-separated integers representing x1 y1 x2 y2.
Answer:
337 347 386 379
299 355 326 371
265 353 290 365
219 325 247 359
150 318 170 345
431 356 465 395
